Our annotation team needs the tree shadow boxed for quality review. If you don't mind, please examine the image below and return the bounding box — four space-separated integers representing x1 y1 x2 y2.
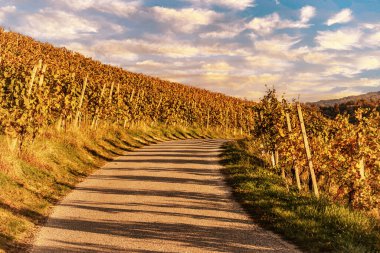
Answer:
89 174 221 186
83 146 113 162
115 158 220 166
102 167 218 177
34 218 286 253
75 187 228 203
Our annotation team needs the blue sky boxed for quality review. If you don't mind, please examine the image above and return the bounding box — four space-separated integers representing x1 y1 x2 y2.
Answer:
1 0 380 101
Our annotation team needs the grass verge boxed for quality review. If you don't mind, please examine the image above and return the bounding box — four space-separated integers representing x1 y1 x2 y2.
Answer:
0 123 229 253
220 138 380 253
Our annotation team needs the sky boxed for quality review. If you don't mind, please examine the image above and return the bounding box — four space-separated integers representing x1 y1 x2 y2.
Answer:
1 0 380 102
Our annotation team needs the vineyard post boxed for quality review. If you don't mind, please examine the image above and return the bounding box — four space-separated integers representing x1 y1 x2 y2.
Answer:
108 82 114 103
297 103 319 198
240 109 243 135
234 111 237 135
38 64 47 87
225 109 229 133
91 82 107 128
116 83 120 124
206 109 210 129
37 59 42 71
271 152 276 168
27 65 38 96
130 88 135 103
73 75 88 128
108 82 114 126
357 132 365 180
285 109 302 191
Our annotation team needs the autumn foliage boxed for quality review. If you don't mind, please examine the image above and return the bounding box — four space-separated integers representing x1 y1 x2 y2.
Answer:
252 89 380 211
0 28 254 150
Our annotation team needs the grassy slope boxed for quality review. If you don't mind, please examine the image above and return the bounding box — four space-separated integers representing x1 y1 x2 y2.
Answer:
0 124 227 252
221 138 380 253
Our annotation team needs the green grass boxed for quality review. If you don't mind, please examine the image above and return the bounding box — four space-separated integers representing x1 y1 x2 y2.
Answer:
0 123 232 252
220 138 380 253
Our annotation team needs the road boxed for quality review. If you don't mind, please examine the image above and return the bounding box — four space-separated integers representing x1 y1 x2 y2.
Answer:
31 139 301 253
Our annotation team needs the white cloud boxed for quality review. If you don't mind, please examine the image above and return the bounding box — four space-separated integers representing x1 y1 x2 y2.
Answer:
247 6 315 35
93 39 199 58
247 13 280 35
315 29 362 50
188 0 255 10
248 73 281 86
366 31 380 47
17 9 98 40
245 55 292 71
70 38 243 62
0 5 16 22
319 54 380 77
326 9 353 26
323 66 360 77
199 22 245 39
202 61 234 72
51 0 140 18
254 35 305 60
355 56 380 71
280 5 316 29
151 7 219 33
199 30 239 39
303 51 335 64
136 60 165 68
300 6 316 24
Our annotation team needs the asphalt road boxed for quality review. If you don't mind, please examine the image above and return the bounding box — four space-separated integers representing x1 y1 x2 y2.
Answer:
31 139 301 253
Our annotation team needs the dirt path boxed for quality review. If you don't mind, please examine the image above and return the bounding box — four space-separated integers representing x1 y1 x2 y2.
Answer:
31 139 301 253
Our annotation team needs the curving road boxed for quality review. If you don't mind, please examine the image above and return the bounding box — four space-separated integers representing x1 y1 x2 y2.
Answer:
31 139 301 253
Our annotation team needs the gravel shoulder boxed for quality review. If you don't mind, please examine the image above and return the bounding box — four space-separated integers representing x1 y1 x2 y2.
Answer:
31 139 301 253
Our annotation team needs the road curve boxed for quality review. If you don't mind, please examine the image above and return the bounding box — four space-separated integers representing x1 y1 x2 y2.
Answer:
31 139 301 253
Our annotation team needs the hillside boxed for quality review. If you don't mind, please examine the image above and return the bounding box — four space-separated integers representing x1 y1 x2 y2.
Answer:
312 91 380 107
0 27 255 147
310 91 380 119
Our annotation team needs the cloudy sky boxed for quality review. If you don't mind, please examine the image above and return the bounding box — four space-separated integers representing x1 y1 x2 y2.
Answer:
1 0 380 101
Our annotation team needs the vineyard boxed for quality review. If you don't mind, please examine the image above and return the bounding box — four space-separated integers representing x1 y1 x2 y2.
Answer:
0 26 379 252
0 28 254 152
252 89 380 212
0 27 379 211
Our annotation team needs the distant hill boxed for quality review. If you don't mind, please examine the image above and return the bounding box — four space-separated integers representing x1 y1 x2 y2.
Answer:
310 91 380 120
311 91 380 107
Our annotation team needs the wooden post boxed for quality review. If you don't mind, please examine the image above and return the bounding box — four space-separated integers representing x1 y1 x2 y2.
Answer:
108 82 114 103
91 82 107 128
285 112 292 132
271 152 276 168
37 59 42 71
38 64 47 87
297 103 319 198
206 109 210 129
74 75 88 127
225 109 229 133
286 110 302 191
357 132 365 180
130 88 135 102
27 65 38 96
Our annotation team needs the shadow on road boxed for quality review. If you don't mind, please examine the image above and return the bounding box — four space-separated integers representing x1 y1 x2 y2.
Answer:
32 139 291 253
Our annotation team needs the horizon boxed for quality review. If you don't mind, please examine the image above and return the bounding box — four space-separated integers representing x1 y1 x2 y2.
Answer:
1 0 380 102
